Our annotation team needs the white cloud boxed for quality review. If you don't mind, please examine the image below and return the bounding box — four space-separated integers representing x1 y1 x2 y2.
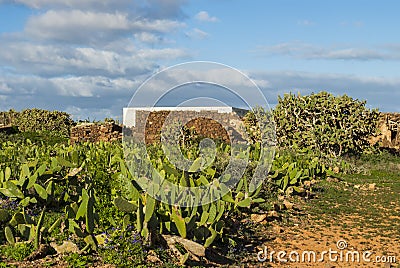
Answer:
0 82 12 93
297 19 314 26
0 42 164 77
6 0 187 18
137 48 189 60
128 65 272 109
64 106 118 121
134 32 162 44
51 76 139 97
24 10 185 44
0 0 191 119
250 70 400 112
6 0 132 9
195 11 219 22
255 42 400 61
0 74 144 118
185 28 209 39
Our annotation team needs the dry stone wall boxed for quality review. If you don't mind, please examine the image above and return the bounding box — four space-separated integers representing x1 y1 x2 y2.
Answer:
128 108 248 145
70 123 122 144
376 113 400 149
68 110 400 150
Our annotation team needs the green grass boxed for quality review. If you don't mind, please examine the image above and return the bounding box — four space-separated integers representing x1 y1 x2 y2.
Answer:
0 243 34 261
303 153 400 239
63 253 94 268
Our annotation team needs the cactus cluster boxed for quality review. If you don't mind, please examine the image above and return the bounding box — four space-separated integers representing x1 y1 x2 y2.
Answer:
273 92 379 156
0 114 334 256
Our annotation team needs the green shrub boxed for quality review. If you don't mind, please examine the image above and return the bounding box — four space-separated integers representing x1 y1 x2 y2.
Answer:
63 253 94 268
0 109 74 136
273 91 379 156
98 226 145 267
0 243 34 261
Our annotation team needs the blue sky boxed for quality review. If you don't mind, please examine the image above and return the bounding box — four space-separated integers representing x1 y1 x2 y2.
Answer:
0 0 399 120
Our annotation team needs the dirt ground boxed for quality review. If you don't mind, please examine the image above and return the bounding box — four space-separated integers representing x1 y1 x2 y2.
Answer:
239 171 400 268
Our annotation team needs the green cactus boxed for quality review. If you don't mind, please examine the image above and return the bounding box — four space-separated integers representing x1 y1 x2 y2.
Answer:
122 214 131 230
203 227 217 248
18 224 32 241
34 206 46 249
114 196 136 213
144 195 155 223
9 212 26 226
48 217 62 234
0 209 11 223
85 191 95 234
136 199 144 233
5 226 15 245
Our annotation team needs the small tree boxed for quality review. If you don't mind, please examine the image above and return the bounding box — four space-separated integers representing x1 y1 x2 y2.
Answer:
273 91 379 156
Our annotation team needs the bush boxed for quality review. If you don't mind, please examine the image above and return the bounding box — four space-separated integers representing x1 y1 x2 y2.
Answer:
273 91 379 156
0 109 74 136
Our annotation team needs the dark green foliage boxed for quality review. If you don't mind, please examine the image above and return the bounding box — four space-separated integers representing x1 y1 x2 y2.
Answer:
0 104 351 264
0 109 74 136
0 243 34 261
0 131 68 145
273 92 380 156
98 226 145 267
0 209 11 223
63 253 94 268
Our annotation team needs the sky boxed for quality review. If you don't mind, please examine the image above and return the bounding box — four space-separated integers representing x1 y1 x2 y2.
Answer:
0 0 399 121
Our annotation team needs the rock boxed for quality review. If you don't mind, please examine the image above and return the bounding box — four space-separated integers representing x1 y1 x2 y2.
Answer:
70 123 122 144
368 183 376 190
162 235 205 257
268 211 279 218
50 241 80 254
146 250 162 264
272 225 284 233
327 177 340 183
333 166 340 174
283 200 294 210
250 214 267 223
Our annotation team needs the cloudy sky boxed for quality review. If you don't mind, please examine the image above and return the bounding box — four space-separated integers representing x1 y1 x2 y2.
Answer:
0 0 399 120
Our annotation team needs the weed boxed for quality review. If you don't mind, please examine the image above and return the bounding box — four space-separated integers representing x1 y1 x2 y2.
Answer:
99 225 146 267
0 243 34 261
63 253 93 268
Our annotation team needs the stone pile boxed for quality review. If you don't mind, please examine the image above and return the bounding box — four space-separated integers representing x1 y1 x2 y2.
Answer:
70 123 122 144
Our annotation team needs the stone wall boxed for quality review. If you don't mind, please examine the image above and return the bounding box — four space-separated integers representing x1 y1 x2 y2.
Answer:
70 122 122 144
68 110 400 151
376 113 400 149
125 107 248 145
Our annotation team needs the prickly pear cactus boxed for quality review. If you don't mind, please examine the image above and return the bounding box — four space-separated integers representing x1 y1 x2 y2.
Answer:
0 209 11 224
